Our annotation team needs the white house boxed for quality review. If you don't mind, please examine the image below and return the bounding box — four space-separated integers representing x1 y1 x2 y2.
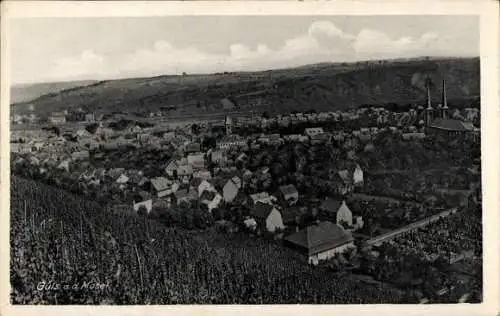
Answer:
252 202 285 233
177 164 194 177
76 129 91 138
244 218 258 230
249 192 276 205
223 176 242 203
200 191 223 212
336 200 353 227
193 170 212 180
353 164 364 186
187 153 205 169
57 159 70 172
217 135 246 150
133 199 153 214
197 179 216 197
116 174 129 184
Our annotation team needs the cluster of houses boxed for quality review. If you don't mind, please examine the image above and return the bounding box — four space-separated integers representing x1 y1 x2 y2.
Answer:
10 89 479 265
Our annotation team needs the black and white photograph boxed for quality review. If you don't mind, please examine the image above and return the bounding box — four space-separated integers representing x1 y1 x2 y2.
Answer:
1 1 499 311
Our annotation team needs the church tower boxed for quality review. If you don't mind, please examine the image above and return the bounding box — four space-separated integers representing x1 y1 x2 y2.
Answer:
425 83 434 126
442 79 449 119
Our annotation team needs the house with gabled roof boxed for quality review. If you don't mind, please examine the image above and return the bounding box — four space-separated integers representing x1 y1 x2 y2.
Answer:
200 190 223 212
220 98 235 110
173 189 198 206
427 118 477 137
336 200 353 227
319 197 342 215
187 153 205 169
79 169 96 182
223 176 242 203
57 159 70 172
209 150 226 165
249 191 276 205
353 164 364 187
191 178 216 197
281 206 304 226
304 127 324 138
185 142 201 154
177 164 194 177
164 159 178 177
151 177 178 198
76 129 91 138
251 202 285 233
278 184 299 206
116 174 129 184
284 221 355 265
132 194 153 214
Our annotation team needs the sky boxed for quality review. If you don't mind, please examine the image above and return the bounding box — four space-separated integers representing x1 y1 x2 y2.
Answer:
10 16 479 84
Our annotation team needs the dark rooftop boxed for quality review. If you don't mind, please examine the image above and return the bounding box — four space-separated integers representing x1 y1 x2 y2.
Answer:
285 221 353 256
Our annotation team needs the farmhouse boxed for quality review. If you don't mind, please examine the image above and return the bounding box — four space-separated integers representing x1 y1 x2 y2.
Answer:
251 202 285 233
284 221 355 265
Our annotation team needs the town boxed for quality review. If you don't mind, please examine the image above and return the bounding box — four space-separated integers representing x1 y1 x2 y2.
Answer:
10 76 482 304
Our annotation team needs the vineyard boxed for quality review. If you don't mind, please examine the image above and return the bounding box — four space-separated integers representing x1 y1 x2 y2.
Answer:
362 205 482 302
11 176 410 304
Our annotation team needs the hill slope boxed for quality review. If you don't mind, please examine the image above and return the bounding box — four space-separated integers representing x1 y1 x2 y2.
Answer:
11 57 479 117
10 80 99 104
10 176 409 304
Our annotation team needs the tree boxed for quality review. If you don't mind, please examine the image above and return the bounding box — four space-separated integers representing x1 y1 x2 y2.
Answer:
191 124 200 135
85 123 99 134
212 208 225 221
202 136 216 150
137 205 148 217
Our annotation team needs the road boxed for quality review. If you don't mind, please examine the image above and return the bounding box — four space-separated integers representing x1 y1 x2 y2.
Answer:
366 208 458 246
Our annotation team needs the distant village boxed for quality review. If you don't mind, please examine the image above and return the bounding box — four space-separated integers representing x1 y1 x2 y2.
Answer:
10 80 481 267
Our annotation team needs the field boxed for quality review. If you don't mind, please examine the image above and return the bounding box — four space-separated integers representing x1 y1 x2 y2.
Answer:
10 176 411 304
11 57 479 117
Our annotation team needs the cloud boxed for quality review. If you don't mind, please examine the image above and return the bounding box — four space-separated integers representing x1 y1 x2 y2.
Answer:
308 20 355 40
353 29 440 58
46 50 105 82
19 21 449 83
